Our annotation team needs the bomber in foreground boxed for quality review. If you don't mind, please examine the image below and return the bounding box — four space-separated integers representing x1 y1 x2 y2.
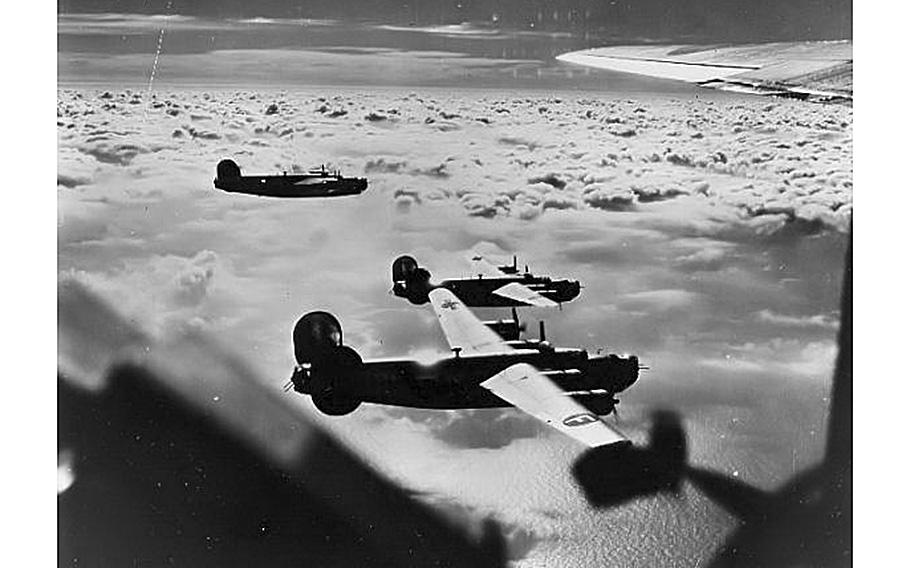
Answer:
288 288 641 448
214 159 368 198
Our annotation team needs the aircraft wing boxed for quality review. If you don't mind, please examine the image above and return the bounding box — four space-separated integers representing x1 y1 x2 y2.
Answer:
557 41 852 101
469 254 558 307
481 363 629 448
429 288 513 355
492 282 558 308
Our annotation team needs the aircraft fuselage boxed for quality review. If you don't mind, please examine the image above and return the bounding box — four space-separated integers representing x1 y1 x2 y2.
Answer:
393 274 581 307
293 348 638 413
443 275 580 307
214 173 367 198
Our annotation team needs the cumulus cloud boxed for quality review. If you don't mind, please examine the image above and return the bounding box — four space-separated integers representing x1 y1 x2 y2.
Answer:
77 141 170 166
497 135 541 151
460 193 507 218
513 201 542 220
59 86 850 234
57 148 99 188
57 88 850 381
365 158 451 178
698 338 838 380
582 186 637 211
172 250 218 307
671 238 736 272
632 185 689 203
541 194 581 211
619 289 701 312
365 158 407 174
528 172 568 189
755 309 840 330
61 250 232 337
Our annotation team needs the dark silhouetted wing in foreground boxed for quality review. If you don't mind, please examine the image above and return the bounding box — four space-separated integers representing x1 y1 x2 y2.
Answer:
58 280 505 567
572 230 852 567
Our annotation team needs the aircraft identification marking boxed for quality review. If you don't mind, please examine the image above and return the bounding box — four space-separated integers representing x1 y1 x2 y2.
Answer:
440 299 459 310
562 413 599 427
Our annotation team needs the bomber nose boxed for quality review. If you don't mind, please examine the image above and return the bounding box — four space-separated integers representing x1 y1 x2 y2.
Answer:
617 355 641 392
569 280 581 298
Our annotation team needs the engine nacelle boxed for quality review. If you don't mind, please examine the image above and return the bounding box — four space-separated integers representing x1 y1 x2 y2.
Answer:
216 159 242 183
575 394 619 416
310 345 363 415
312 390 362 416
391 255 432 304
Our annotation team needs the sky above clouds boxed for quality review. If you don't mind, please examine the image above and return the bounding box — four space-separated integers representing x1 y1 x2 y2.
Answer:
58 16 851 565
59 0 851 42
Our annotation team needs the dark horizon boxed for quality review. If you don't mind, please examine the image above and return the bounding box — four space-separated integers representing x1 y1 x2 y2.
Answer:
59 0 852 43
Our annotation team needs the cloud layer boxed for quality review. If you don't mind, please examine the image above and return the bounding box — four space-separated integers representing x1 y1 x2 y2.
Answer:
58 84 850 567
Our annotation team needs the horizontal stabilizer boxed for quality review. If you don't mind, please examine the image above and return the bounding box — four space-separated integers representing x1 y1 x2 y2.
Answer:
468 253 508 278
493 282 558 308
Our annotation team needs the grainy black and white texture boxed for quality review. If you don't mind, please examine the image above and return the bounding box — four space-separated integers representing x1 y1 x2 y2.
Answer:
58 8 851 566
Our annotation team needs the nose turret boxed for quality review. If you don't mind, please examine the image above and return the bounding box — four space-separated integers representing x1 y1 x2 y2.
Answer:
567 280 581 299
617 355 641 392
589 353 641 394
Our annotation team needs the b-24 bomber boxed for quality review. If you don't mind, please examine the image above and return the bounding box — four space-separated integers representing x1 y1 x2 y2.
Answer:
214 159 367 198
288 288 641 448
391 254 582 308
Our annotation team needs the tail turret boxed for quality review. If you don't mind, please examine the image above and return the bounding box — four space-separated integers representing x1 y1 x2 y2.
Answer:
290 311 363 415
